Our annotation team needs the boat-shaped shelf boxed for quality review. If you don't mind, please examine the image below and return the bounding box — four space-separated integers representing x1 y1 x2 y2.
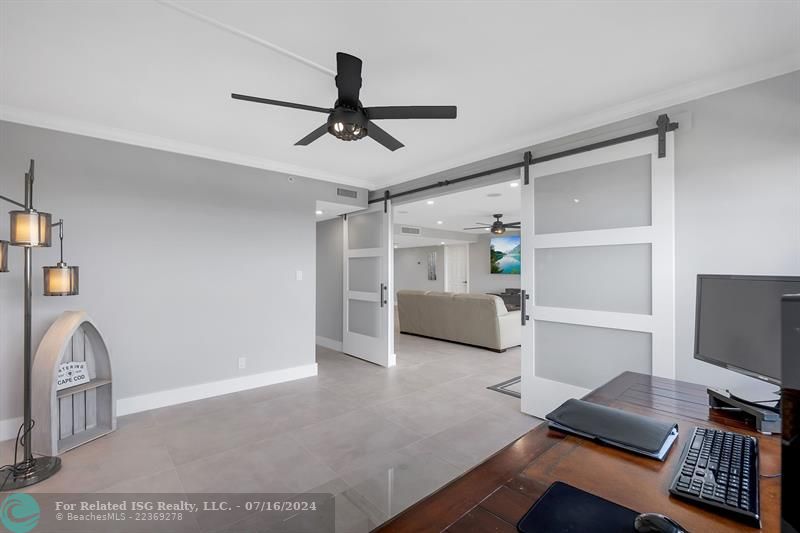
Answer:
33 311 116 455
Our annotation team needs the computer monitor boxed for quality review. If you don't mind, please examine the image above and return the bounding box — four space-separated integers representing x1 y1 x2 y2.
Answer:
782 294 800 533
694 274 800 385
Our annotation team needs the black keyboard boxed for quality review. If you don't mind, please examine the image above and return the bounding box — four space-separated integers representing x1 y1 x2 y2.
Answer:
669 427 760 527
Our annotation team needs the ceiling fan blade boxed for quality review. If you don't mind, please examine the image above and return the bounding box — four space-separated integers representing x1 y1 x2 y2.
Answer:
335 52 362 107
231 93 332 114
504 222 521 227
367 122 404 151
366 106 457 120
294 124 329 146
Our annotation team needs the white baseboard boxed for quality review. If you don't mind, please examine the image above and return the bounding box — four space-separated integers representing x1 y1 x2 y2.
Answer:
0 416 24 442
315 336 343 352
116 363 318 417
0 364 318 441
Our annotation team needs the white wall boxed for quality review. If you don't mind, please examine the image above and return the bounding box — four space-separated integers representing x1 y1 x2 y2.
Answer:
0 121 365 428
672 71 800 391
521 73 800 392
316 218 343 344
394 246 445 293
468 233 521 294
375 71 800 394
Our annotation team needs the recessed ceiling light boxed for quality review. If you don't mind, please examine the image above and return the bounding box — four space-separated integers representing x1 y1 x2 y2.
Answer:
315 210 324 215
510 182 520 188
573 198 580 203
440 242 445 245
487 193 501 198
426 200 435 205
436 220 444 225
484 227 491 231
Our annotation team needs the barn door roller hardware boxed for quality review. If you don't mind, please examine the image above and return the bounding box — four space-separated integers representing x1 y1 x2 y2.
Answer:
656 114 670 158
523 150 532 186
368 114 678 205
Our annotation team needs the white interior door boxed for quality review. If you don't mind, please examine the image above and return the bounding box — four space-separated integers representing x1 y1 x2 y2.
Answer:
343 202 395 367
520 133 675 417
445 245 470 294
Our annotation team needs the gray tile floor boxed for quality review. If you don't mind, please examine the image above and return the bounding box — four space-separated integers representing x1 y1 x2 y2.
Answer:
1 334 541 532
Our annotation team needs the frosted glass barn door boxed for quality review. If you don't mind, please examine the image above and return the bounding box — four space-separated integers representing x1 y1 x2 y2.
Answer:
520 134 675 418
343 202 395 367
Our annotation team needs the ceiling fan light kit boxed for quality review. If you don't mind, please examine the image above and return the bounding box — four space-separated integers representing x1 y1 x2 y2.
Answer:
232 52 457 151
328 107 368 141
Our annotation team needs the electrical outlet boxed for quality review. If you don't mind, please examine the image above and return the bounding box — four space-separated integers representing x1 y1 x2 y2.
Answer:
238 357 247 370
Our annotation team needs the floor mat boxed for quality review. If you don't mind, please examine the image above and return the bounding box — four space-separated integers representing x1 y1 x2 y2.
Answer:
487 376 521 398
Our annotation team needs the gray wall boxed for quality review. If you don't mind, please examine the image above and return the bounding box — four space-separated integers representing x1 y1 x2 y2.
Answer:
0 121 365 422
672 72 800 391
469 233 521 294
375 71 800 393
316 218 343 342
394 246 445 293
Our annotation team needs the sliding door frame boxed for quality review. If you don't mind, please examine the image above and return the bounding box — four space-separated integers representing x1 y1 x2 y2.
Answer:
520 133 675 417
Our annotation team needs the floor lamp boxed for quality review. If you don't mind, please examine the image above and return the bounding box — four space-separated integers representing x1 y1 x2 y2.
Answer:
0 160 79 490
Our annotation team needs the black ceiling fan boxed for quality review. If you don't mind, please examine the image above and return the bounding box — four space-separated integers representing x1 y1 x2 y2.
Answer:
464 214 520 235
231 52 457 151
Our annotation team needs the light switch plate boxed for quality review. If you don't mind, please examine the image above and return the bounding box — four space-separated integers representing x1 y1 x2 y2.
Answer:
238 357 246 370
296 270 303 281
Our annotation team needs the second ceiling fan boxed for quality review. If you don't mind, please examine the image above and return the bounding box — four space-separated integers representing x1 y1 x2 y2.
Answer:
464 214 520 235
232 52 457 151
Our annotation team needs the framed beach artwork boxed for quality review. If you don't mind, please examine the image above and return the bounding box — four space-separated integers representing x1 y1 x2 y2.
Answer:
490 235 521 274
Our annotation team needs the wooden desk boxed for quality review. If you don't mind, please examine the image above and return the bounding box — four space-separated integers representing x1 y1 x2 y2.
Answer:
374 372 781 532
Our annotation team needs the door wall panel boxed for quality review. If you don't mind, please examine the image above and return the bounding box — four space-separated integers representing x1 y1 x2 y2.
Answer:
343 203 395 367
535 243 652 314
521 134 675 418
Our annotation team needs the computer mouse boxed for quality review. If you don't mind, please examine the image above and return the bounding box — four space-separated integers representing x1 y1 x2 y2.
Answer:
633 512 688 533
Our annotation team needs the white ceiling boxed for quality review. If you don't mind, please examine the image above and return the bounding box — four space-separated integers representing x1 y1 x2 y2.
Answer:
2 1 798 190
314 199 362 222
394 179 521 234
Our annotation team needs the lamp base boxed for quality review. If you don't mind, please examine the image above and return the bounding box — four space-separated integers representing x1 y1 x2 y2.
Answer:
1 456 61 491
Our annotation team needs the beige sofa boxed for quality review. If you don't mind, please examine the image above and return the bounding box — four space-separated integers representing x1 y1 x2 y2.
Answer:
396 290 521 352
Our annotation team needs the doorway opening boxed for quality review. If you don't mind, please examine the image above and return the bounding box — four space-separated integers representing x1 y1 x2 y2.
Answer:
313 199 366 355
444 244 470 294
391 178 524 407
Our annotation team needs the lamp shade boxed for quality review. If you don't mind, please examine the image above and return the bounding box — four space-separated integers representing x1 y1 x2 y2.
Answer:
10 210 52 247
43 264 79 296
0 240 8 272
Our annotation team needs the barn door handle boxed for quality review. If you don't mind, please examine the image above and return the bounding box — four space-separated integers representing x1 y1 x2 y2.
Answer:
521 290 531 325
380 283 387 307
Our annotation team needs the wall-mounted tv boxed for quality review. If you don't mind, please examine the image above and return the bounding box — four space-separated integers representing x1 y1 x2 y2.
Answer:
490 235 521 274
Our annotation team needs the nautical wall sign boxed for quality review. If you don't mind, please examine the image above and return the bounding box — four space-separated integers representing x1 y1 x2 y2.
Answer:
56 361 89 391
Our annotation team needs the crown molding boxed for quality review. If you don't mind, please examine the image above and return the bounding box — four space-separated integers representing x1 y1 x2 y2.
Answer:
2 54 797 193
0 105 373 190
374 53 800 190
